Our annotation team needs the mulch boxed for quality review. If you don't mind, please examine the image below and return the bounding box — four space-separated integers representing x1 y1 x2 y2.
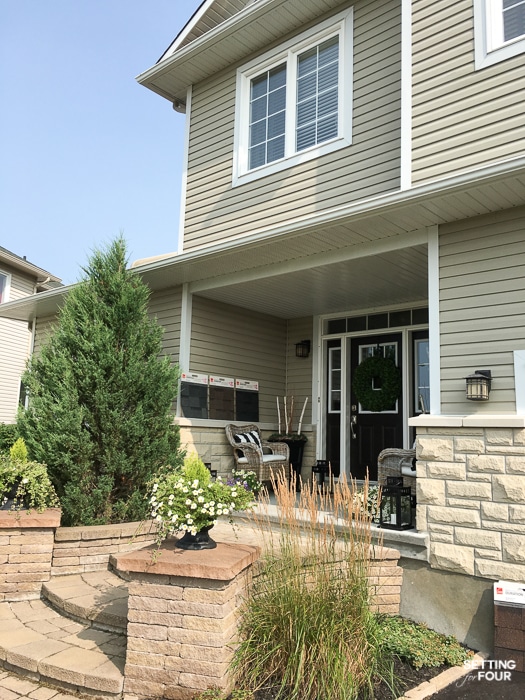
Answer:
229 657 449 699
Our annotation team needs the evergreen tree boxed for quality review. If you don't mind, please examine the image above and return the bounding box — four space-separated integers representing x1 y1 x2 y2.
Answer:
18 238 182 525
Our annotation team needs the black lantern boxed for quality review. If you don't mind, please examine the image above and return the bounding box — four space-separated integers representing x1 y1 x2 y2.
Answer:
379 477 413 530
312 460 328 488
465 370 492 401
204 462 217 479
295 340 311 358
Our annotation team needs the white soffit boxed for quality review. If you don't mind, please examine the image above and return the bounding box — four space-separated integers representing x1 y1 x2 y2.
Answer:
137 0 345 103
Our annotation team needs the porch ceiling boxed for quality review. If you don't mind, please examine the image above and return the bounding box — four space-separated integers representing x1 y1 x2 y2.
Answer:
195 244 429 318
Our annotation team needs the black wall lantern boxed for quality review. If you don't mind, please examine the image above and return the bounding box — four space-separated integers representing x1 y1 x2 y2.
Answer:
379 477 413 530
295 340 311 358
465 369 492 401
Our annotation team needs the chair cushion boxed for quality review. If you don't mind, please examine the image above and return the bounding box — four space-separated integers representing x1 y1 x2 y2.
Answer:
233 430 262 449
237 454 287 465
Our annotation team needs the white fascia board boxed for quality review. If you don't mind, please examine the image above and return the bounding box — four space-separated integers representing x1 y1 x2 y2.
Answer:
160 0 215 59
177 86 192 254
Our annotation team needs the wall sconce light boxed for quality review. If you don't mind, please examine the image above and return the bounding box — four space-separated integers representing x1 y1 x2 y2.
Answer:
295 340 311 358
465 369 492 401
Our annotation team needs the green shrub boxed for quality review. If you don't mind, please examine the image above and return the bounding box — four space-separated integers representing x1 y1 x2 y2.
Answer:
17 238 183 526
376 615 474 669
0 438 59 512
0 424 19 455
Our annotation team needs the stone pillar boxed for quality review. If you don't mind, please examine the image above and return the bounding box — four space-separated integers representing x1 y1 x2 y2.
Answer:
112 539 260 700
0 508 61 602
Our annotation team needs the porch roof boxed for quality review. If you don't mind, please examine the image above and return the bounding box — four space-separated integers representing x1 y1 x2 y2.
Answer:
1 158 524 322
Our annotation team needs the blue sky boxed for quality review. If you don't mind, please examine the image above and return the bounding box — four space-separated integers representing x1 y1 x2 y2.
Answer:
0 0 203 285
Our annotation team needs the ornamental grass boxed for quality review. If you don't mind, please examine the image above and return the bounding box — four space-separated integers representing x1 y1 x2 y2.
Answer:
231 471 398 700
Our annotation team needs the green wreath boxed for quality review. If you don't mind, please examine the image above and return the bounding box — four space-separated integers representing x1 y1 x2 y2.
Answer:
352 355 401 412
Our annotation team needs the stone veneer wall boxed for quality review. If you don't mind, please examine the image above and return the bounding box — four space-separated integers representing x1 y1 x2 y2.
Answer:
416 426 525 582
51 520 158 576
178 424 317 482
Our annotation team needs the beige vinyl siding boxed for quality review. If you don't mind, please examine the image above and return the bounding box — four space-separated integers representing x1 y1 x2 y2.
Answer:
412 0 525 184
189 296 286 421
183 0 401 251
149 287 183 364
32 316 58 358
439 207 525 414
286 317 314 426
0 269 35 422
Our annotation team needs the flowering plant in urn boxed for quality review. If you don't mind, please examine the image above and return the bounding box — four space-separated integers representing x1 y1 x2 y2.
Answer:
149 454 257 550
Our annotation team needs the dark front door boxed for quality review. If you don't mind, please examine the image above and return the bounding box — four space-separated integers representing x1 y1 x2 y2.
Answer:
349 333 403 480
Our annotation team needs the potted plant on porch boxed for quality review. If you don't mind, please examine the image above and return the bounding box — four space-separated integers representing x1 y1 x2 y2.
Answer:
148 454 257 551
268 396 309 484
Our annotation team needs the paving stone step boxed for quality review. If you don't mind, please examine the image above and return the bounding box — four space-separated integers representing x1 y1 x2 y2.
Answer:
0 598 125 699
42 571 128 632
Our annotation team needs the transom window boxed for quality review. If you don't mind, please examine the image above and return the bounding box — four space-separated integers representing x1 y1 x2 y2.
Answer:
474 0 525 68
234 8 352 185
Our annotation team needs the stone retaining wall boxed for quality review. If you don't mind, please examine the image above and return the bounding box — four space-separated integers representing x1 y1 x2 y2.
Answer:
416 426 525 582
51 520 158 575
0 509 61 601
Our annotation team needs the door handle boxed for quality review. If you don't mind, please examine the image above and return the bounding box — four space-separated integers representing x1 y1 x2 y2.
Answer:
350 414 357 439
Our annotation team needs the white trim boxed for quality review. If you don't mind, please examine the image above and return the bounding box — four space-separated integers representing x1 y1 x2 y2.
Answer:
427 225 440 416
177 86 192 253
410 414 525 427
474 0 525 69
178 284 193 416
159 0 216 59
232 8 353 187
514 349 525 414
312 314 322 458
400 0 412 190
0 269 11 304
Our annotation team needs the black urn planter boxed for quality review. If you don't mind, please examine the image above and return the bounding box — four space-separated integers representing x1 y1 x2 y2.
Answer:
175 525 217 550
1 480 21 510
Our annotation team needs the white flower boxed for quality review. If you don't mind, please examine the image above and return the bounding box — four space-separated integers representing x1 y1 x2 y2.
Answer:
22 478 29 484
198 496 205 503
190 503 197 510
185 499 192 506
152 483 158 492
171 514 178 522
187 517 193 525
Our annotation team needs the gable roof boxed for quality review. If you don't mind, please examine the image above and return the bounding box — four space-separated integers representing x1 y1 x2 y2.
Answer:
158 0 249 60
137 0 344 104
0 247 62 290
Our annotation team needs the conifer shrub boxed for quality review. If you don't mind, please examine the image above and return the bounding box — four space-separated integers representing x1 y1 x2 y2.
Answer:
17 238 183 525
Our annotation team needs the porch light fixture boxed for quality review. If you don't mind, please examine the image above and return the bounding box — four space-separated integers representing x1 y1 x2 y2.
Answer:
295 340 311 358
465 369 492 401
379 477 414 531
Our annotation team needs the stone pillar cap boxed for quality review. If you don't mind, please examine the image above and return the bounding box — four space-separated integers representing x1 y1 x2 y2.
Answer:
112 540 260 581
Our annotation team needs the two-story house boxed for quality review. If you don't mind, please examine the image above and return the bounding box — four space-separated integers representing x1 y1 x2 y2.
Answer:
1 0 524 652
0 247 61 423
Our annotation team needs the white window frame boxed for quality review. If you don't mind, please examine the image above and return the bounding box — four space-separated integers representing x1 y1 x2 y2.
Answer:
474 0 525 69
0 270 11 304
232 7 353 187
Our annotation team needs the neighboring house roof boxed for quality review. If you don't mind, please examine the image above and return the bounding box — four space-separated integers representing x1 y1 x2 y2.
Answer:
0 247 62 292
137 0 343 104
1 157 524 323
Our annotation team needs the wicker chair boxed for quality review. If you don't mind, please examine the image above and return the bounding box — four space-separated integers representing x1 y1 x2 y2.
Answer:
377 448 417 492
225 423 289 483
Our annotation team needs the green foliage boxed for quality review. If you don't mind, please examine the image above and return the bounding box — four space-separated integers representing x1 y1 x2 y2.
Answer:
0 453 59 512
10 438 28 463
0 424 19 455
376 615 474 669
17 238 183 526
149 454 256 545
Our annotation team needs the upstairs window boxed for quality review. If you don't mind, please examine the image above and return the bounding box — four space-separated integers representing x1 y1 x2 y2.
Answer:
0 272 10 304
234 8 352 186
474 0 525 68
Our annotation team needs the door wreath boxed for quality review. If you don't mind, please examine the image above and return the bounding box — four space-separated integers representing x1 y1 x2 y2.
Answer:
352 355 401 412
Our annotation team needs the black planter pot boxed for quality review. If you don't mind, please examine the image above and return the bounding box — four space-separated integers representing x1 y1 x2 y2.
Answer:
1 480 21 510
175 525 217 550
